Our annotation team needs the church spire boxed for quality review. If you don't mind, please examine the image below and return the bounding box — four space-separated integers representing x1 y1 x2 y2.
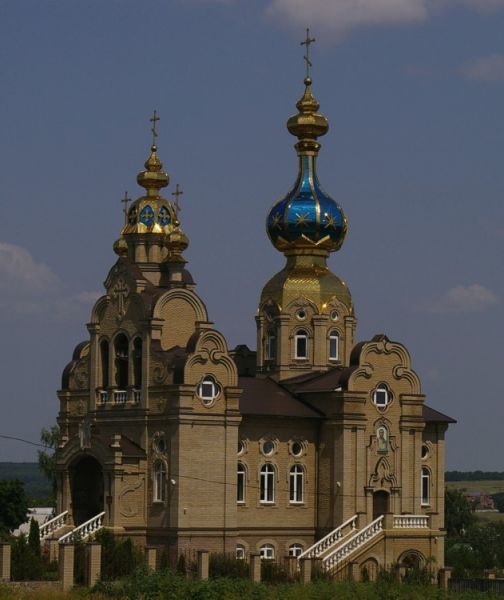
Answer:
266 33 347 256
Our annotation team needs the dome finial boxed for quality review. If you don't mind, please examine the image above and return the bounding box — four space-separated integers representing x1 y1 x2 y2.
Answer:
287 30 329 152
137 110 169 194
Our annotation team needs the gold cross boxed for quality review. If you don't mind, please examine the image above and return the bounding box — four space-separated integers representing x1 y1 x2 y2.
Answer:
172 183 183 217
121 191 130 225
150 109 160 146
300 28 316 79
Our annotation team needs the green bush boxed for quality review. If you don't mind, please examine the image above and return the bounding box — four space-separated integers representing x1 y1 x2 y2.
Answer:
209 553 248 579
94 529 143 581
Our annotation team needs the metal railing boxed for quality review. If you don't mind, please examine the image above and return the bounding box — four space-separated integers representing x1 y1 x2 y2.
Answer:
299 515 358 560
39 510 68 540
323 515 384 572
393 515 429 528
58 511 105 544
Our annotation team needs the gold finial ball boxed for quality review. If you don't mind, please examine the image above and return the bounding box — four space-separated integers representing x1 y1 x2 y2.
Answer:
113 236 128 257
165 229 189 255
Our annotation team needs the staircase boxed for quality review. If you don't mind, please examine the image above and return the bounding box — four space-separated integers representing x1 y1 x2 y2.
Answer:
58 511 105 544
300 514 429 576
39 511 69 540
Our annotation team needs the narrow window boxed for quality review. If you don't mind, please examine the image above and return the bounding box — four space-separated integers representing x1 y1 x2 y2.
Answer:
133 337 142 388
260 464 275 504
289 465 304 504
260 544 275 560
237 463 245 504
153 460 167 502
266 331 277 360
329 330 339 361
114 334 129 389
295 329 308 360
288 544 303 558
100 340 109 389
421 467 430 506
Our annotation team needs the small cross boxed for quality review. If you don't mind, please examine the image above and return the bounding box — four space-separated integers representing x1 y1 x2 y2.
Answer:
150 109 160 146
113 278 128 317
121 191 130 225
172 183 183 217
300 28 316 79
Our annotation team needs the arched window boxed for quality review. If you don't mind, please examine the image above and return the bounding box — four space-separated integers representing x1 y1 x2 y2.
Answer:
260 464 275 504
328 330 339 361
114 334 129 389
260 544 275 560
288 544 303 558
266 331 277 360
153 460 167 503
236 545 246 560
133 337 142 388
421 467 430 506
289 465 304 504
237 463 246 504
100 340 109 389
295 329 308 360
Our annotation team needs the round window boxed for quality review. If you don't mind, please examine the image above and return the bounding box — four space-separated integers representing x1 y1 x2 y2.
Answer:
372 385 391 409
238 440 245 455
291 441 303 457
421 444 429 460
330 310 339 321
197 376 220 405
262 440 275 456
296 309 306 321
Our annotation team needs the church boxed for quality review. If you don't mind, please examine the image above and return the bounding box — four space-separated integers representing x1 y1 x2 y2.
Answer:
53 43 455 578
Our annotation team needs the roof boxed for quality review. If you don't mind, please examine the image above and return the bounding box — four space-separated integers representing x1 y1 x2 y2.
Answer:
423 405 456 424
238 377 322 418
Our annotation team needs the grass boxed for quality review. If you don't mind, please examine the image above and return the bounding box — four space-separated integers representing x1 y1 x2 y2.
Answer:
446 480 504 495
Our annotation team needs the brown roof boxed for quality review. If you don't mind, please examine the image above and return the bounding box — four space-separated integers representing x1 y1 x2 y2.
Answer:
423 405 456 424
239 377 322 418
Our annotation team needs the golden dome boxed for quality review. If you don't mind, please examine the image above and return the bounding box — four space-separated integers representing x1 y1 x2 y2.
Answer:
113 236 128 257
122 144 177 236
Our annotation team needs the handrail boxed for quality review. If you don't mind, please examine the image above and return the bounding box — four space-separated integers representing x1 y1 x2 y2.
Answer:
39 510 68 540
323 515 384 572
58 511 105 544
299 515 358 560
393 514 429 528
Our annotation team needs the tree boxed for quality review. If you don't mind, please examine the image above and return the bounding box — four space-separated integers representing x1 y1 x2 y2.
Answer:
37 425 60 498
445 487 476 537
0 479 29 534
28 518 41 558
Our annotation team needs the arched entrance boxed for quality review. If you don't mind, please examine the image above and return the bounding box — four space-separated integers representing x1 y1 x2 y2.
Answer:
372 490 390 520
70 456 104 525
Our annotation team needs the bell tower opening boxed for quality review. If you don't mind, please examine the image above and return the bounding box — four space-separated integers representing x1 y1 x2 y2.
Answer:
70 456 104 525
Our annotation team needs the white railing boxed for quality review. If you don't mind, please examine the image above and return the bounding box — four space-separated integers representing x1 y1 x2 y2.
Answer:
114 390 127 404
133 389 141 403
393 515 429 529
299 515 358 560
323 515 384 572
97 390 108 404
39 511 68 540
58 511 105 544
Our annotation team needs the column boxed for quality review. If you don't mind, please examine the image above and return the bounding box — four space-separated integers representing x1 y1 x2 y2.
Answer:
300 558 312 584
197 550 209 581
59 543 75 592
0 544 11 582
249 553 261 583
86 543 102 587
145 546 157 571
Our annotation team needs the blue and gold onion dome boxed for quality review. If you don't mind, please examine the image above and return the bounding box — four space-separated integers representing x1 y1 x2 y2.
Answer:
267 77 347 254
121 144 178 236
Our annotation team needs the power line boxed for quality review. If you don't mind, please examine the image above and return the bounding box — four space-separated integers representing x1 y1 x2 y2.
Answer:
0 434 50 449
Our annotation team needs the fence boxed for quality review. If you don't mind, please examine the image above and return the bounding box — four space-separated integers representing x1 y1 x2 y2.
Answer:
450 578 504 594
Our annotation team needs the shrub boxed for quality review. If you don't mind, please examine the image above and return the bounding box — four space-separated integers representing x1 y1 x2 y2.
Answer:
94 529 143 581
209 553 248 579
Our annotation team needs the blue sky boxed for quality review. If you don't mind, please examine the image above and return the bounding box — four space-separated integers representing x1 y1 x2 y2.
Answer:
0 0 503 468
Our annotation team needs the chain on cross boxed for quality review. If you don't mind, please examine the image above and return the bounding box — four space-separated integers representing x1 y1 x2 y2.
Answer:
150 110 160 146
301 28 316 79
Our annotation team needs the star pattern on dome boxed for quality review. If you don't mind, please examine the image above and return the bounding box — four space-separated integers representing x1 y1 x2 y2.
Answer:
270 212 283 230
324 212 337 230
296 212 309 227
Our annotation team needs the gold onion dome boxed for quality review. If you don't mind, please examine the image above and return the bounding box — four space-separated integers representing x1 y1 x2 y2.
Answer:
121 143 177 236
266 76 347 255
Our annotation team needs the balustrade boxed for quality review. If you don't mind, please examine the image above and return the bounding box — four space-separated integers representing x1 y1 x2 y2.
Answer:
39 511 68 540
299 515 358 560
59 511 105 544
392 515 429 529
